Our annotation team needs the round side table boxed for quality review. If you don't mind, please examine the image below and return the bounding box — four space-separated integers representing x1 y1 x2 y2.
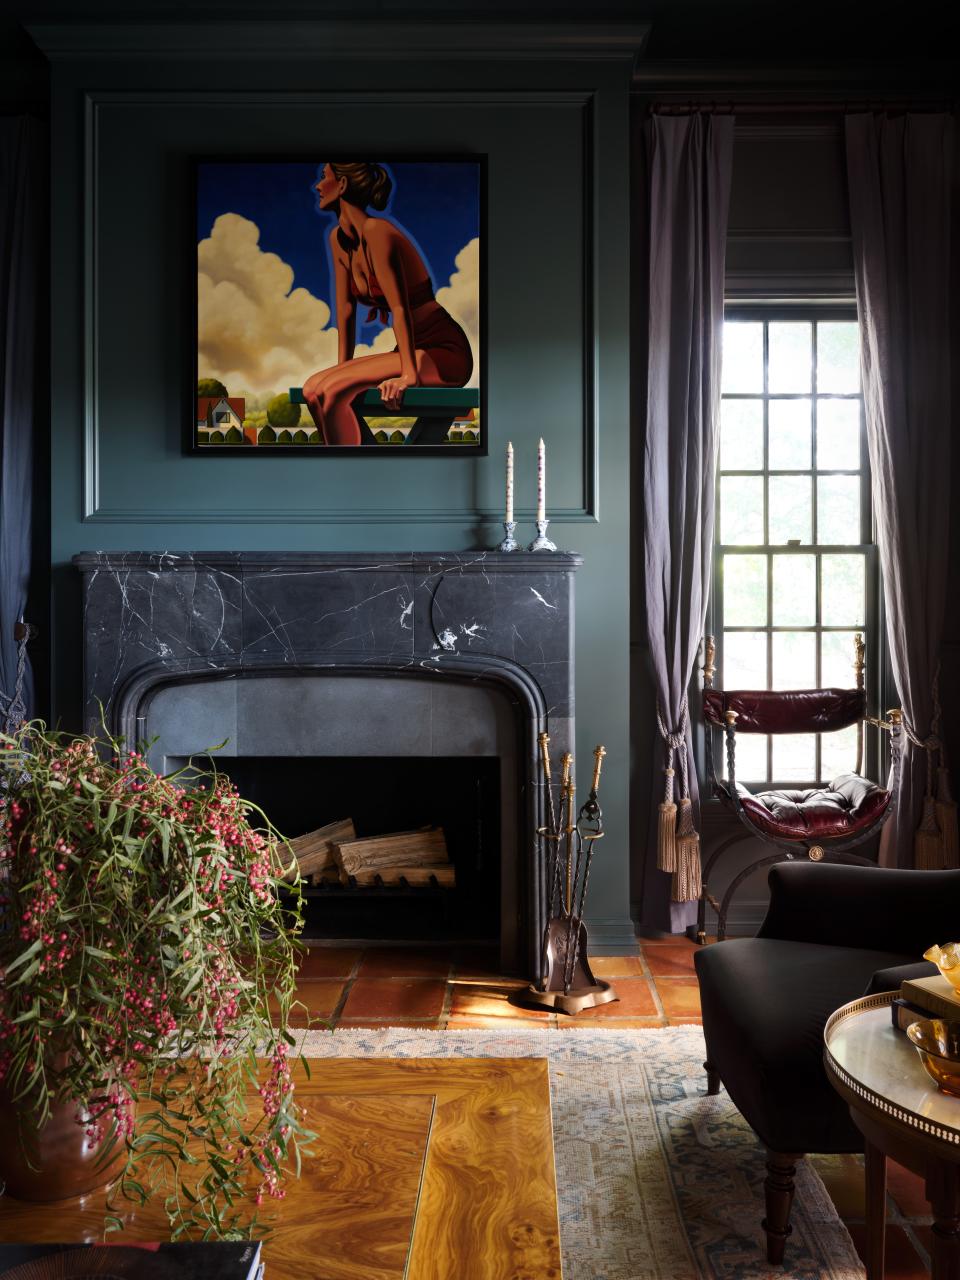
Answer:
824 992 960 1280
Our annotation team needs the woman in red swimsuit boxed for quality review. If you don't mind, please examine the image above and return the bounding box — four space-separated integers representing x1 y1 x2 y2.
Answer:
302 162 473 446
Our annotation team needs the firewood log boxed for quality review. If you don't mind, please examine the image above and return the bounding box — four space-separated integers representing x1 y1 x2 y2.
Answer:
333 828 448 878
281 818 356 883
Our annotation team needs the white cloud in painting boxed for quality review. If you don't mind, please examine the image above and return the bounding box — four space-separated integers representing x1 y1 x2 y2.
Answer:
197 213 338 397
198 214 480 396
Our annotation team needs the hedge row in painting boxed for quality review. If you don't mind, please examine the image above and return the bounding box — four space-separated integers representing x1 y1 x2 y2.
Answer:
194 158 483 454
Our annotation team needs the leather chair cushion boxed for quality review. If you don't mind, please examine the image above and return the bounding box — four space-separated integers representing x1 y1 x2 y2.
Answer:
694 937 917 1153
735 772 890 840
704 687 865 734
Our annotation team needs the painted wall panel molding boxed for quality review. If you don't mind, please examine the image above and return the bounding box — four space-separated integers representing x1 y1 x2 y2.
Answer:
79 89 602 525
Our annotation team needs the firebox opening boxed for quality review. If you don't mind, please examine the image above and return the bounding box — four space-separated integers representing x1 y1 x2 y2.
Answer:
172 754 501 944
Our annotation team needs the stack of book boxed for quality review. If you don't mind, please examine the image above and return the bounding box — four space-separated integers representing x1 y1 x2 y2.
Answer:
892 973 960 1031
0 1242 263 1280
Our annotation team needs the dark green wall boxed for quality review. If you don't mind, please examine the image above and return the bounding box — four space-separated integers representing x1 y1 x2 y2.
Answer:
43 26 641 950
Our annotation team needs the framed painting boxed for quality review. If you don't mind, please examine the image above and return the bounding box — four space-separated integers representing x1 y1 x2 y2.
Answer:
191 157 484 455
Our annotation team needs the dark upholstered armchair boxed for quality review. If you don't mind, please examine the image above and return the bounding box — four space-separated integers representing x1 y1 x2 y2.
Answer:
695 862 960 1265
696 633 902 943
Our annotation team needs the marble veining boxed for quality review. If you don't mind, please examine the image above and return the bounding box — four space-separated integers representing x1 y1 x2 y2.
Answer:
75 551 581 732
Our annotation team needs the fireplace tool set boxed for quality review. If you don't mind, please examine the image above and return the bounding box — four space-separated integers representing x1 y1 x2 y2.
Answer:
522 736 618 1015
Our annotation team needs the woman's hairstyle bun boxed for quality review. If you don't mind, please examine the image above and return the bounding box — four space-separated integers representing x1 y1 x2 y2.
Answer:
329 162 392 211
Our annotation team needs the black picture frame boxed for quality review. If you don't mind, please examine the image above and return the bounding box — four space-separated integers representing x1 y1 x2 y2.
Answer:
189 155 486 457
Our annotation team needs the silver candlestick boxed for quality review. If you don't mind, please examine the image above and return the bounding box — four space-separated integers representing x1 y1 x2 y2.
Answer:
528 518 557 552
497 520 520 552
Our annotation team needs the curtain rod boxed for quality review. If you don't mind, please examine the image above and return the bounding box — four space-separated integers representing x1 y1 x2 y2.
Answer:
643 100 956 115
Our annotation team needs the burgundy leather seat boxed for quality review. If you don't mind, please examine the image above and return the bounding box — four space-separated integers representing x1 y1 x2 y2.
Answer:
733 773 891 841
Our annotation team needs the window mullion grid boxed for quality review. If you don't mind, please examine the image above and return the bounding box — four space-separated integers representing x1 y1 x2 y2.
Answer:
718 310 872 789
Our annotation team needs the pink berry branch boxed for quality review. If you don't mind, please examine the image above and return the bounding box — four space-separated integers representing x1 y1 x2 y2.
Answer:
0 719 312 1239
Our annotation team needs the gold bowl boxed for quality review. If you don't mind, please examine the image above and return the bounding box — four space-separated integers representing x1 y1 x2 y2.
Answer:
906 1018 960 1096
923 943 960 992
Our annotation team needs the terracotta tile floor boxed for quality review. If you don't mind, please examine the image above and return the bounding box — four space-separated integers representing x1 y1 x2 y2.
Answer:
290 935 931 1275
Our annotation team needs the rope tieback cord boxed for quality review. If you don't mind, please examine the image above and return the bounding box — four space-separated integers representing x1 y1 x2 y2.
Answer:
655 696 701 901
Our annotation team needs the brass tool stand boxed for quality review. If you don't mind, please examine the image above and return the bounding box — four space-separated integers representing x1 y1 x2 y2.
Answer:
520 739 618 1016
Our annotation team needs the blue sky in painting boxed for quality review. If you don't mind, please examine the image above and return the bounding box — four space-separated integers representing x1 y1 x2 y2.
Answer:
197 160 480 337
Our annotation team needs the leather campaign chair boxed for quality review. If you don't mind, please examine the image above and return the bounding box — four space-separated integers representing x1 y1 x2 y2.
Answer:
694 862 958 1265
696 633 902 944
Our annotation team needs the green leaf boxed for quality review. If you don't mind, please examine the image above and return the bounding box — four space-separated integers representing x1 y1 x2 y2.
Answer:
3 937 41 974
180 966 204 998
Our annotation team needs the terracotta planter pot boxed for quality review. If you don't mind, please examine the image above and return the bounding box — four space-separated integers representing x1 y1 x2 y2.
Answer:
0 1088 129 1202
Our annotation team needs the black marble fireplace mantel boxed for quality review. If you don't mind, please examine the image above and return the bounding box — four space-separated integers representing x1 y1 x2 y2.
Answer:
75 551 582 976
75 551 580 733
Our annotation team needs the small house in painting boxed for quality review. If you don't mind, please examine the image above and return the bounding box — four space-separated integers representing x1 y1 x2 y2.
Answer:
197 396 245 432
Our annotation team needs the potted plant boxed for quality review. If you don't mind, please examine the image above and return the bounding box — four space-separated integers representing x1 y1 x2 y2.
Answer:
0 719 309 1238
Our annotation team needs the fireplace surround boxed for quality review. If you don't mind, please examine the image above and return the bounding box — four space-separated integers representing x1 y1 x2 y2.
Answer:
75 552 580 979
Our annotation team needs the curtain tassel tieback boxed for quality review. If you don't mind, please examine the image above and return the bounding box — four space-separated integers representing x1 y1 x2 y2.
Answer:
673 796 702 903
657 767 678 873
655 698 702 900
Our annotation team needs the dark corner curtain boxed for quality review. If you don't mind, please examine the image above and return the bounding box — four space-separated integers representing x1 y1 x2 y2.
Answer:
0 117 40 729
846 112 956 868
643 112 735 930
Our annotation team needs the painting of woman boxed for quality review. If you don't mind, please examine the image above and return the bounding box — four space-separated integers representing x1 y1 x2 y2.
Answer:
302 162 474 447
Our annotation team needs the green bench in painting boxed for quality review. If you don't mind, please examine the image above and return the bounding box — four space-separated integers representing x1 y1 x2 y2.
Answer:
289 386 479 446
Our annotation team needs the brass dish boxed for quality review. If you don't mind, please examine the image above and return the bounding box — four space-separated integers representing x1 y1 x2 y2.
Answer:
906 1018 960 1096
923 943 960 992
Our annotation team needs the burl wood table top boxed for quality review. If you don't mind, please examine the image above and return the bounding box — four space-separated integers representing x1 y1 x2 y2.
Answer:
0 1057 563 1280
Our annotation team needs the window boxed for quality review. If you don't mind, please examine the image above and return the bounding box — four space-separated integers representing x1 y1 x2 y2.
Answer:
713 310 878 785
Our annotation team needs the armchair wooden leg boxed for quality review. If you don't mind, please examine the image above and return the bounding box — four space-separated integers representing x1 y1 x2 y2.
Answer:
703 1059 721 1095
763 1150 802 1265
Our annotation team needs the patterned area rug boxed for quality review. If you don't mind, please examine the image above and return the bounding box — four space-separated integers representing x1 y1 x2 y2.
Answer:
295 1025 864 1280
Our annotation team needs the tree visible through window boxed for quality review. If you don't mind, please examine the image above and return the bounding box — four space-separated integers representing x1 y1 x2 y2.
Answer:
714 312 876 785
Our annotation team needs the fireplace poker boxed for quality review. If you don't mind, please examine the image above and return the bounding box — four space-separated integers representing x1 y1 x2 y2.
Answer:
561 762 580 992
566 746 607 990
563 759 575 915
539 733 563 914
538 732 558 837
538 733 564 986
549 751 573 913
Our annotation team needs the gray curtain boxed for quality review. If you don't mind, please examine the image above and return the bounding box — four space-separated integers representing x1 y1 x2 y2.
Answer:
0 118 39 728
643 112 735 927
845 112 955 867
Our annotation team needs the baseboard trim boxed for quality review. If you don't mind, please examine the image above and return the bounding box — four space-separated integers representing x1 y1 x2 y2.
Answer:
582 916 642 955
